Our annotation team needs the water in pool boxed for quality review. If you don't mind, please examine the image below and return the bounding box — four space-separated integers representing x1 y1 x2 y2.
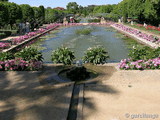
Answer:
37 25 129 63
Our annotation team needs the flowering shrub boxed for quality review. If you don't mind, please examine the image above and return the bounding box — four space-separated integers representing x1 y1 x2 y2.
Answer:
51 47 75 65
0 46 43 71
83 46 109 65
113 24 160 44
119 58 160 70
0 58 42 71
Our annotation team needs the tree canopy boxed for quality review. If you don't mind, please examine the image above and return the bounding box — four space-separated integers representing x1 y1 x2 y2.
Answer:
67 2 79 14
0 2 8 28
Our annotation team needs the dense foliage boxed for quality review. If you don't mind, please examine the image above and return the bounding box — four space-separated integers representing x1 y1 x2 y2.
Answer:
65 0 160 26
67 2 79 14
0 52 14 61
0 2 8 28
83 46 109 65
5 2 22 29
51 47 75 65
0 2 65 29
129 45 160 61
112 0 160 26
15 46 43 61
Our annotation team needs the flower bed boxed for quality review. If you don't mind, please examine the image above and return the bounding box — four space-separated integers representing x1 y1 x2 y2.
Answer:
119 57 160 70
0 42 11 49
0 24 60 51
0 58 42 71
12 24 59 45
137 24 160 31
113 24 160 44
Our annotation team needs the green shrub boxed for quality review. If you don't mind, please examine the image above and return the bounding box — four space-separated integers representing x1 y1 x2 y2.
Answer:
149 47 160 59
88 19 100 23
51 47 75 65
0 33 6 39
75 28 92 35
128 45 160 61
0 52 14 61
0 30 12 36
15 46 43 61
83 46 109 65
128 45 150 61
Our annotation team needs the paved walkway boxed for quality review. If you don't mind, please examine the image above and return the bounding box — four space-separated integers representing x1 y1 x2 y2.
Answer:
0 64 160 120
0 68 73 120
83 64 160 120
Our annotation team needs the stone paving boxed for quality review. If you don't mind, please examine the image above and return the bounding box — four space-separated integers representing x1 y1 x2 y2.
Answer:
0 64 160 120
0 70 73 120
83 64 160 120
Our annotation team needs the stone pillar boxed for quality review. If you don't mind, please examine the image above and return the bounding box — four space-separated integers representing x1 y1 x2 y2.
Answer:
131 21 134 25
118 19 121 23
63 17 68 25
100 17 106 24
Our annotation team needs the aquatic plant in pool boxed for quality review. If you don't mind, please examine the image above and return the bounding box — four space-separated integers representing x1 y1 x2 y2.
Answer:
75 28 92 35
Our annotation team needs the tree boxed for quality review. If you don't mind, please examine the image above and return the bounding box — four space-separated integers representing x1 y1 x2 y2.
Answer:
33 7 43 27
45 8 59 23
33 7 41 21
0 0 8 1
144 0 160 25
66 2 79 14
39 5 45 23
93 6 101 13
127 0 146 22
78 5 83 14
5 2 22 29
0 2 8 28
20 4 34 22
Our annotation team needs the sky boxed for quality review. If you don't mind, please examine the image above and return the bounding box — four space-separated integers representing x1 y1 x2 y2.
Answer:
9 0 123 8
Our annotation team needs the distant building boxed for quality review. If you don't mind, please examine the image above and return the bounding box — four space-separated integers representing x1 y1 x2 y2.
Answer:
54 7 65 10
